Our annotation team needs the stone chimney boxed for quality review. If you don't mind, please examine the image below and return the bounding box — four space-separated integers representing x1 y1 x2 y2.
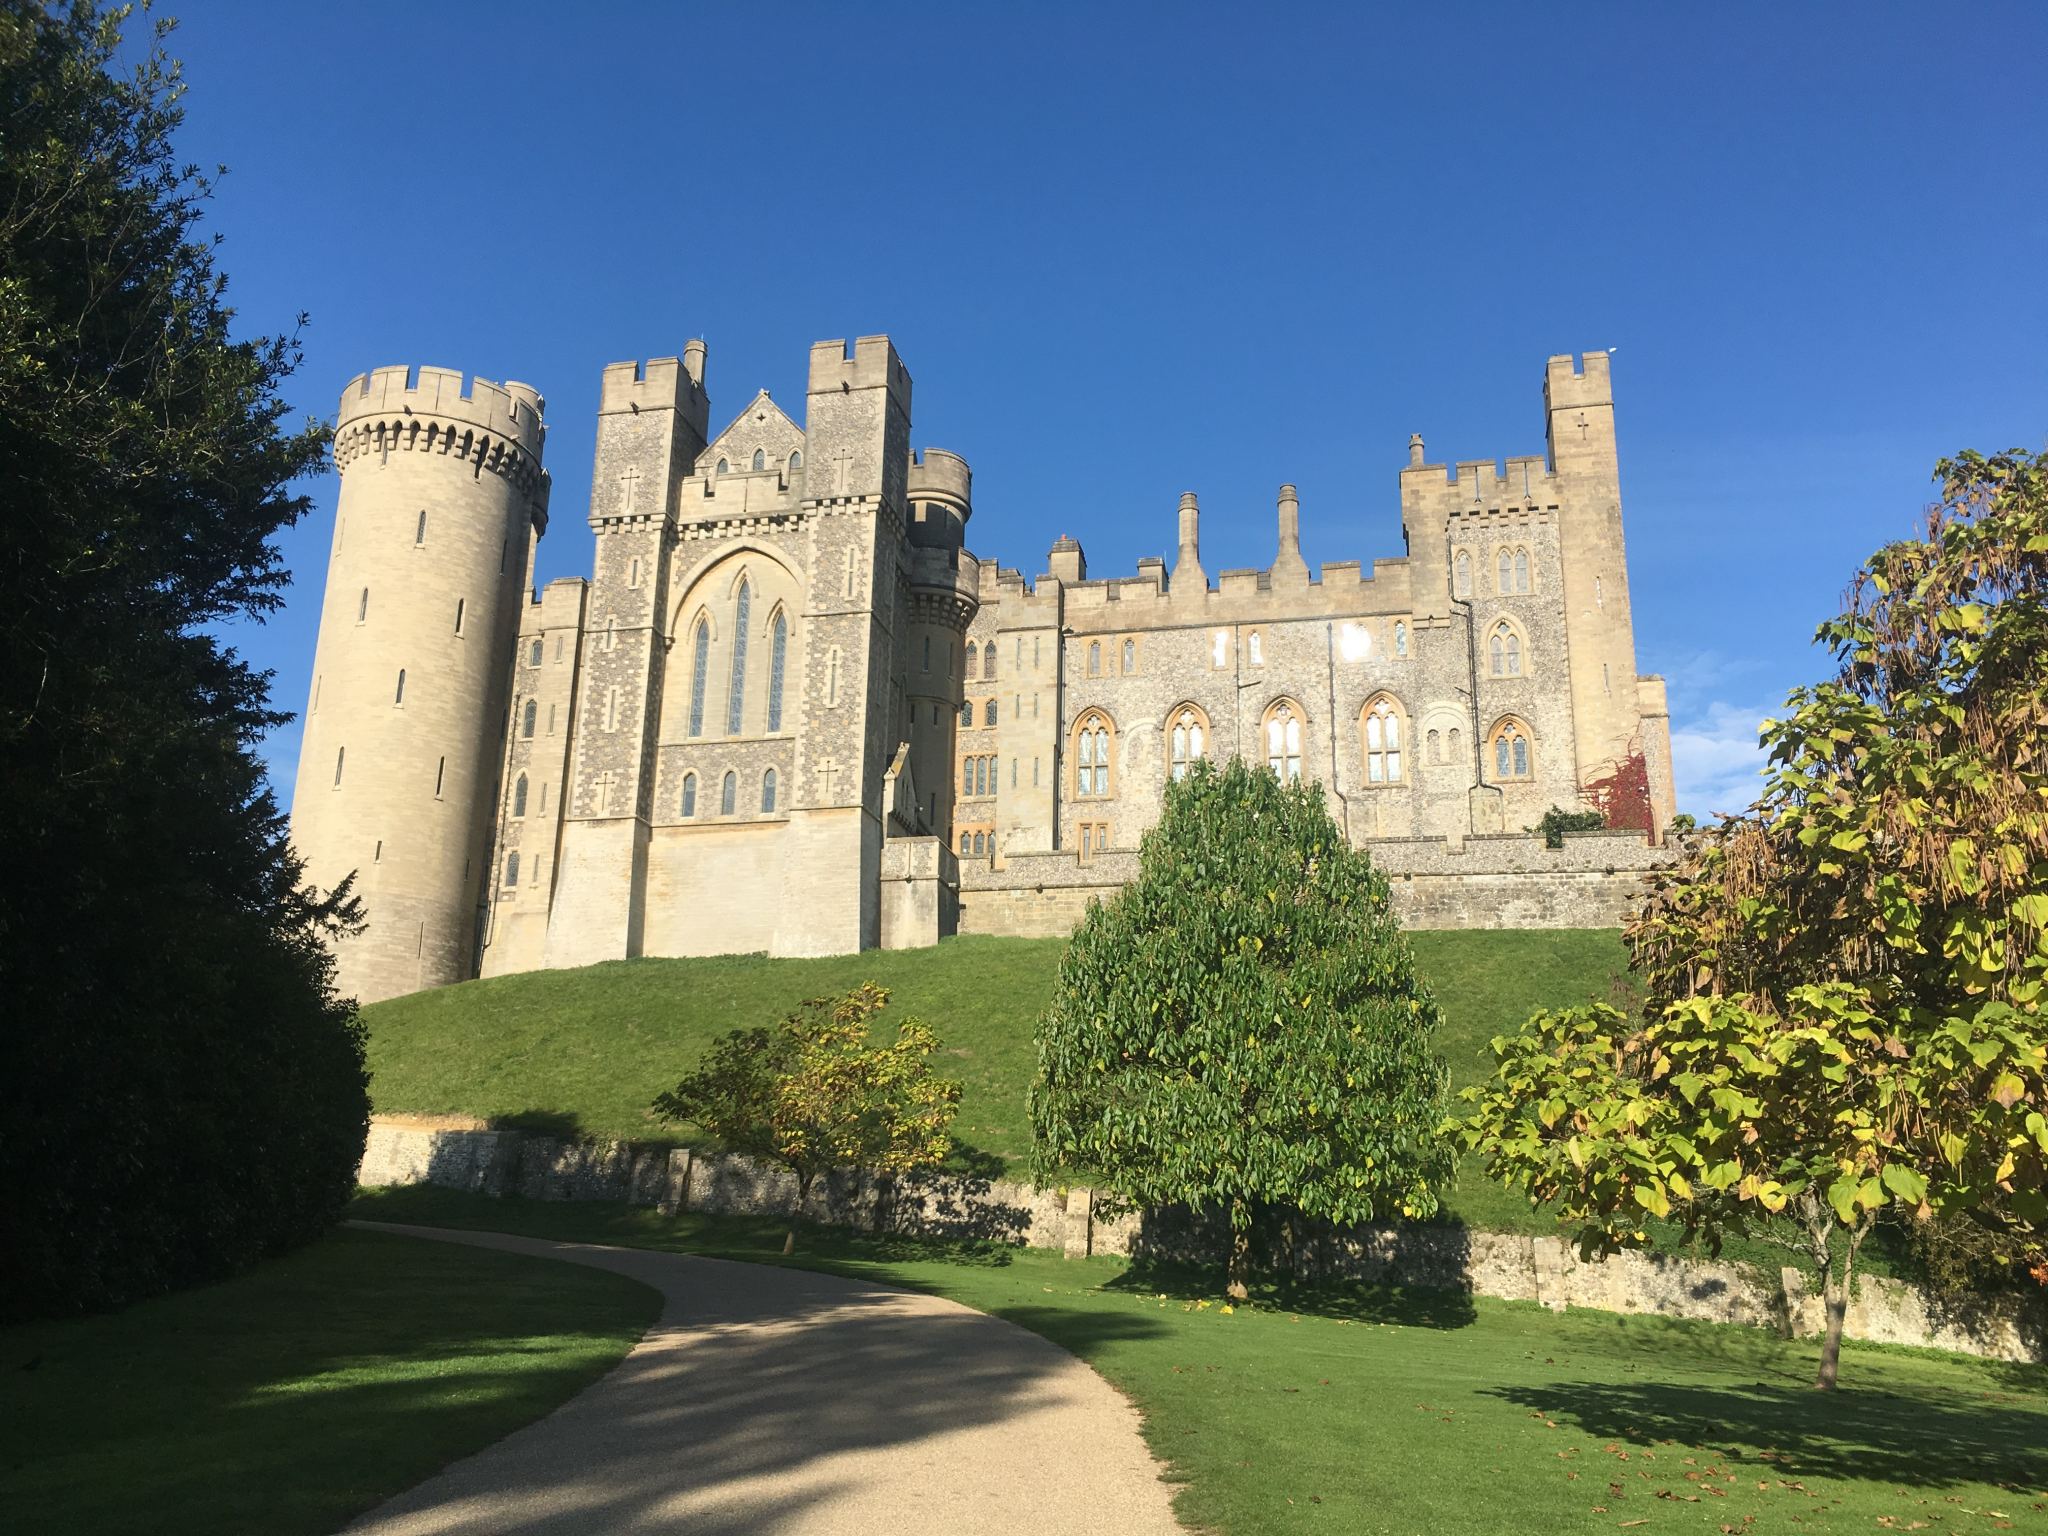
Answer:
1172 491 1205 595
1273 483 1309 584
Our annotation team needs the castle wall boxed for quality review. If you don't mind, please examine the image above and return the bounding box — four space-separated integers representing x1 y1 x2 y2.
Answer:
313 343 1678 1003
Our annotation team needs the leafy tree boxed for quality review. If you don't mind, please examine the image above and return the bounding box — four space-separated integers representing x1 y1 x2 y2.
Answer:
0 2 368 1320
1467 450 2048 1387
653 984 961 1254
1030 758 1453 1299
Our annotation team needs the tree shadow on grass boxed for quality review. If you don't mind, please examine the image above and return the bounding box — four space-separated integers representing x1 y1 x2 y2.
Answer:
1483 1377 2048 1493
1105 1258 1479 1330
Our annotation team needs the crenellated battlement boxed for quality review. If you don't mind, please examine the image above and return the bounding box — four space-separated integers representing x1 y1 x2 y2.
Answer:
337 365 546 453
1544 351 1612 411
807 335 912 408
333 365 550 515
598 350 711 438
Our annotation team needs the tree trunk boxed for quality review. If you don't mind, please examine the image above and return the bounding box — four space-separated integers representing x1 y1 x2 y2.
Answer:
1814 1221 1866 1391
786 1169 814 1257
1226 1201 1251 1301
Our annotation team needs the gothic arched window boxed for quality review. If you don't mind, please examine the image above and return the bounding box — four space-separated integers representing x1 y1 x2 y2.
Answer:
1263 701 1304 783
727 580 752 733
720 771 737 815
761 768 777 812
1491 719 1533 779
512 775 528 817
1489 621 1523 678
787 449 801 470
522 699 537 738
1122 638 1135 674
984 645 996 680
984 699 997 727
1169 704 1208 782
1074 712 1113 797
688 618 710 737
529 638 543 667
504 851 520 887
681 772 697 818
1087 641 1101 677
752 448 765 471
960 700 974 728
1394 621 1408 658
1453 550 1472 598
767 611 788 732
1497 548 1514 593
960 832 972 855
1362 695 1405 784
966 641 979 677
1514 548 1530 593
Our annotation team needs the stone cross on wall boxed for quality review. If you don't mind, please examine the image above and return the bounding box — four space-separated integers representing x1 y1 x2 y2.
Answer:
618 464 641 514
592 770 617 816
831 449 854 496
1574 411 1589 441
816 757 840 801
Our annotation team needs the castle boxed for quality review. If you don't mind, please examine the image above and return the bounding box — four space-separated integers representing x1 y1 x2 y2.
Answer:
289 337 1676 1005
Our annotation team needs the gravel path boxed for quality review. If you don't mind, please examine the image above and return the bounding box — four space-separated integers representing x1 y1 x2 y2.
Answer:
344 1222 1184 1535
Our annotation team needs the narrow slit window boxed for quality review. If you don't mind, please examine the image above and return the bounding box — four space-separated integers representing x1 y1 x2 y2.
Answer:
454 598 465 635
720 771 736 815
393 669 406 705
681 772 697 817
767 611 787 731
761 768 777 812
333 746 345 786
415 510 427 545
689 620 710 737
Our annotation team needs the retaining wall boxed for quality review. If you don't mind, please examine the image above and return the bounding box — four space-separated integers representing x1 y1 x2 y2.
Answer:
360 1116 2043 1365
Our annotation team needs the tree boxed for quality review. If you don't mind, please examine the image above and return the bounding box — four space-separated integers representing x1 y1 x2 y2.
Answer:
1030 758 1453 1300
653 984 961 1254
0 2 367 1320
1466 450 2048 1388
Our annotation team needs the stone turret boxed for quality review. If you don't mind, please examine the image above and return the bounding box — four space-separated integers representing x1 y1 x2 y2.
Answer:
292 366 551 1003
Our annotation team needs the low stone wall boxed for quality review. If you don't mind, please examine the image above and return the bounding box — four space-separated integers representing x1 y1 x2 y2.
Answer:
359 1116 2043 1365
956 830 1675 937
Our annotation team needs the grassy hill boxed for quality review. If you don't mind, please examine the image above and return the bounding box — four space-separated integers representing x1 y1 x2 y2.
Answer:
361 929 1631 1227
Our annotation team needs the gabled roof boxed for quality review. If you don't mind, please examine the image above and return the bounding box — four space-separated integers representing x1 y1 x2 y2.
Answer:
697 390 804 475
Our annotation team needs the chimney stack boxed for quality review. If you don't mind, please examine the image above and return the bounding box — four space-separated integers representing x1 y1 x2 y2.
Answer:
1274 483 1308 583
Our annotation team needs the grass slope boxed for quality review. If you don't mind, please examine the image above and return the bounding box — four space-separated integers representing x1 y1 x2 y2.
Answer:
362 928 1630 1182
352 1188 2048 1536
0 1227 658 1536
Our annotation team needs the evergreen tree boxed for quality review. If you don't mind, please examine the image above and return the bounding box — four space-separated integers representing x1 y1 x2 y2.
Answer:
0 1 368 1319
1031 758 1453 1298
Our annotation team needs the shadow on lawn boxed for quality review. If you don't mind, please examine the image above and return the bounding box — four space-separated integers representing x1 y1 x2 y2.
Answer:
1484 1377 2048 1492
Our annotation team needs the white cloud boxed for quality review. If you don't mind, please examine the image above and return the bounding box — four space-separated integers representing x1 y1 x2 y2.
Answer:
1669 699 1776 820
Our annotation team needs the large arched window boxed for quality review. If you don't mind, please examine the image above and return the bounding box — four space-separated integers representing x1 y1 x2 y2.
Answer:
787 449 801 471
681 772 697 818
1073 711 1113 797
512 774 529 817
1263 700 1305 782
767 610 788 731
726 580 752 733
1168 704 1208 782
1488 621 1524 678
522 699 537 738
752 448 765 471
1362 695 1405 784
688 618 711 737
1491 718 1533 779
761 768 778 812
720 770 737 815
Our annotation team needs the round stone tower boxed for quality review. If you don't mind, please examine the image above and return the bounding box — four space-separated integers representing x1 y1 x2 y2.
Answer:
290 366 551 1004
904 448 978 839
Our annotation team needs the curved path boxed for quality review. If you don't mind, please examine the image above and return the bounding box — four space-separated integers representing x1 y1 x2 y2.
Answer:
346 1222 1184 1535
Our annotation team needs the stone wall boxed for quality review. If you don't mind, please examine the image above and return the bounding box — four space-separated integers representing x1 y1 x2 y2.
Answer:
957 828 1672 936
360 1116 2043 1365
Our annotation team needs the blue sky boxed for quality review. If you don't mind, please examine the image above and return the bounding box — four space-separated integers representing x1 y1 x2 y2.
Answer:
177 1 2048 816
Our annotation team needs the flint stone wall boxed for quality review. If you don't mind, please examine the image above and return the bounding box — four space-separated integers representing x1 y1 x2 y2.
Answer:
360 1115 2043 1364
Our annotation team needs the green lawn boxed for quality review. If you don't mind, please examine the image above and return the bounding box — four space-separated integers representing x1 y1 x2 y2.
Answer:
0 1227 659 1536
362 928 1629 1181
349 1187 2048 1536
